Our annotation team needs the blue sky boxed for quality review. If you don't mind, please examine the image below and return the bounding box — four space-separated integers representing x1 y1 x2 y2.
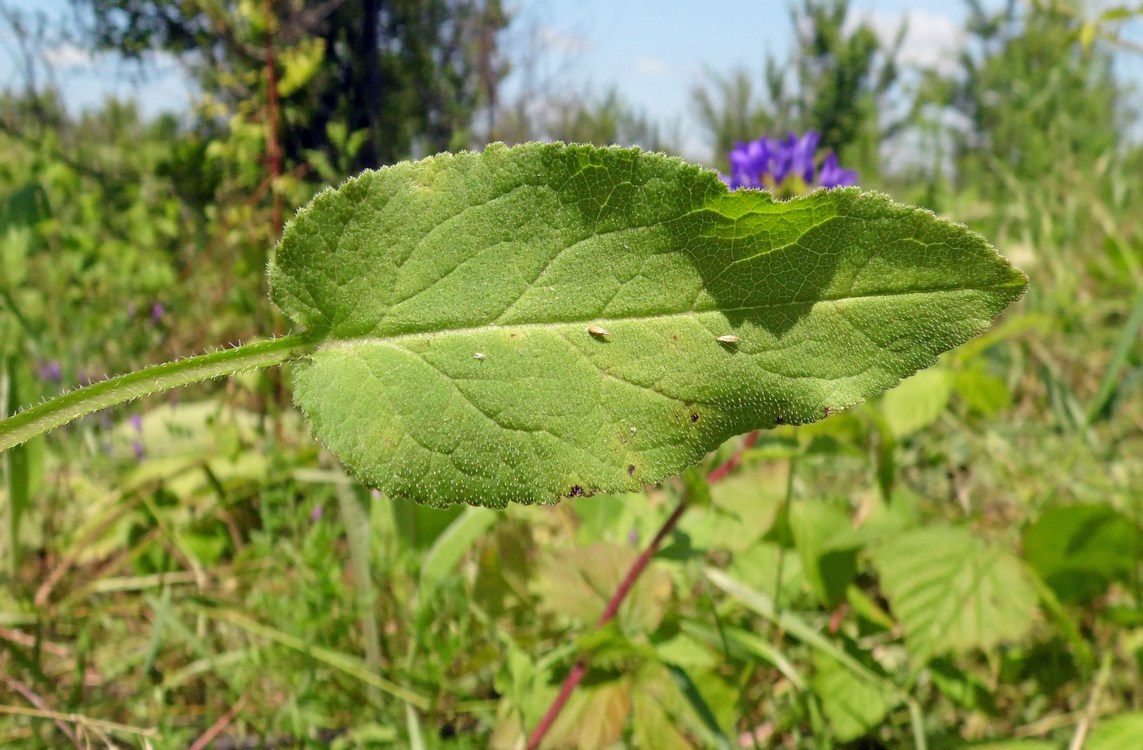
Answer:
513 0 990 156
1 0 1138 159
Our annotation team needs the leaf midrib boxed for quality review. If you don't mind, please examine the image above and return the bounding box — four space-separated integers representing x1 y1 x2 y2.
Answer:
319 280 1021 349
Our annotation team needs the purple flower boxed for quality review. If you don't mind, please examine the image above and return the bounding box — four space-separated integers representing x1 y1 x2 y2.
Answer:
132 439 145 461
310 504 324 522
129 413 143 432
38 360 62 382
817 152 859 188
727 138 772 189
151 302 165 324
773 132 819 184
724 131 858 191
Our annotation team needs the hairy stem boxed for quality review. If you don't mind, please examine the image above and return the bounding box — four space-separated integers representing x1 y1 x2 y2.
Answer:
0 334 316 453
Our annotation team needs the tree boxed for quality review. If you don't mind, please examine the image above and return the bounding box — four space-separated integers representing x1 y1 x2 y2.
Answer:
933 0 1123 190
693 0 901 169
495 87 670 152
74 0 510 171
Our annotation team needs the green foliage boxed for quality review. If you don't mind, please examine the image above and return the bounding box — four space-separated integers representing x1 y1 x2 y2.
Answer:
1023 504 1139 605
871 525 1039 669
943 1 1122 189
526 88 669 151
694 0 900 168
810 646 899 741
3 0 1143 746
78 0 509 169
269 142 1023 507
1088 712 1143 750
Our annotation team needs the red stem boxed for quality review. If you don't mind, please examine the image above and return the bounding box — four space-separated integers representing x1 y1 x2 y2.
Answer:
526 431 759 749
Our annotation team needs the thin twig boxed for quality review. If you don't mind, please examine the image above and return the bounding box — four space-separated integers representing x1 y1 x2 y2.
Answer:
526 431 760 749
0 704 157 739
1067 650 1113 750
0 675 80 748
189 694 248 750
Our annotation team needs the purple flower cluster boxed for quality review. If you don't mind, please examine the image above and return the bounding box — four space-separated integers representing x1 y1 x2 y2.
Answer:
126 301 166 325
38 360 62 382
129 413 145 461
724 132 858 191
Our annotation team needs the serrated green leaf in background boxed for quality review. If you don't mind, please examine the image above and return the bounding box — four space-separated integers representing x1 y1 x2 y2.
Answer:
269 142 1026 507
631 688 693 750
531 542 672 630
870 526 1038 669
1023 503 1138 605
880 367 954 438
953 367 1012 418
811 647 900 742
789 499 865 608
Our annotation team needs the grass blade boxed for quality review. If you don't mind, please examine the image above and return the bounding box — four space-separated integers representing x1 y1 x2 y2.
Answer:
1085 287 1143 425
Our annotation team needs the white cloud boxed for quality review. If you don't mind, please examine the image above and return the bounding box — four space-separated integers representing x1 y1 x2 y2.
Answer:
634 56 668 76
536 25 592 55
43 43 96 71
849 9 966 76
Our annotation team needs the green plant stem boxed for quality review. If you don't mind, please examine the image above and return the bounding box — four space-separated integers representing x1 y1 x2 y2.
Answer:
0 334 316 454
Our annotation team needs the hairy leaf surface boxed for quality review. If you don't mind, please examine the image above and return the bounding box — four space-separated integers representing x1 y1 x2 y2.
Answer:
269 143 1025 507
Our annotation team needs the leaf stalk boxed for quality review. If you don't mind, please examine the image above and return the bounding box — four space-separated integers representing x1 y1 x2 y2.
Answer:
0 334 317 454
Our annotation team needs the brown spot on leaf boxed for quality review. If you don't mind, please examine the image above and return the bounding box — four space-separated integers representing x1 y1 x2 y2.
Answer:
627 464 636 476
690 413 700 423
568 485 586 497
823 406 833 418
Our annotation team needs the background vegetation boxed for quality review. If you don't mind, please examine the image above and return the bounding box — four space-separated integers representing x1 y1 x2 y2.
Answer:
1 0 1142 747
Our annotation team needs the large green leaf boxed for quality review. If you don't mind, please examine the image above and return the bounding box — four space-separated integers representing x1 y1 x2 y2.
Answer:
870 526 1038 669
269 143 1026 507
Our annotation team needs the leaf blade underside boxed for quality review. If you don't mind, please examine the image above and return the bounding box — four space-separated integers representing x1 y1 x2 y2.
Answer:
269 142 1026 508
